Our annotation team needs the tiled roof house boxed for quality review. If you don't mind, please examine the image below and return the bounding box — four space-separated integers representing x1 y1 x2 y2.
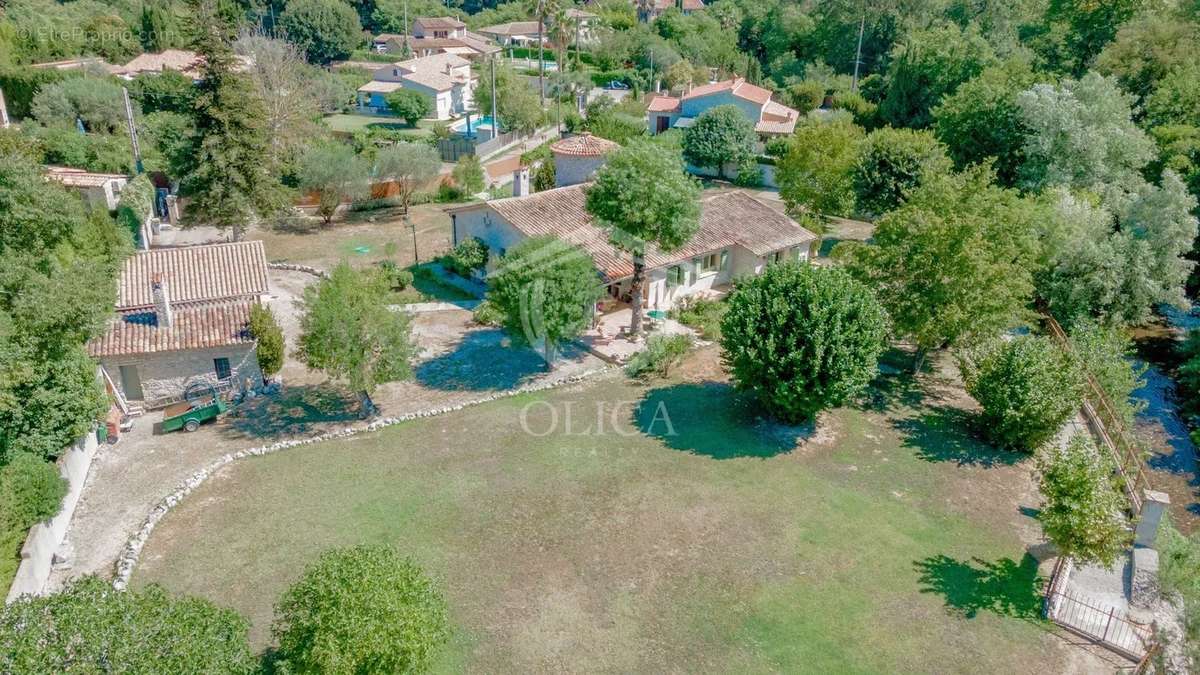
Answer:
89 241 270 408
357 52 476 120
646 77 799 137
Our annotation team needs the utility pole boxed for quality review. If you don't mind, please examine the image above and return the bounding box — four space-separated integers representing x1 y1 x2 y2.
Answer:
122 86 144 174
409 216 419 264
490 54 498 132
403 0 409 50
536 0 546 107
648 48 654 93
0 87 9 129
852 13 866 92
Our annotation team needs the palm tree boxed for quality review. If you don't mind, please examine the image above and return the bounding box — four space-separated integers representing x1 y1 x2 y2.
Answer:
525 0 561 107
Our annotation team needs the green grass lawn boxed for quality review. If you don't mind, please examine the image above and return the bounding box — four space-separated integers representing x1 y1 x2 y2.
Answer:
134 354 1078 673
322 113 439 136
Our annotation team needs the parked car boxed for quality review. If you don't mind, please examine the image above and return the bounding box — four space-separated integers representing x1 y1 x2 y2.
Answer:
605 80 630 90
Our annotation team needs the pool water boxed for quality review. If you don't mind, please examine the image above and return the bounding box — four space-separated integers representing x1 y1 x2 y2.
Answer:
451 115 497 134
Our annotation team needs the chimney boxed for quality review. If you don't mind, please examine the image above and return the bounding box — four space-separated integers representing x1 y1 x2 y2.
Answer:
152 274 173 327
512 167 530 197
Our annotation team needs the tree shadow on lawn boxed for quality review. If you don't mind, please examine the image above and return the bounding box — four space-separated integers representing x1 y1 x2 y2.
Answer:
893 405 1026 468
915 553 1043 620
633 382 810 459
220 384 361 440
415 329 572 392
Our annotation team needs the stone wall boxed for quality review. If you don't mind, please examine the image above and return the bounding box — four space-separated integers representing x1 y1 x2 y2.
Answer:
100 344 262 409
554 153 608 188
7 432 99 602
112 366 612 589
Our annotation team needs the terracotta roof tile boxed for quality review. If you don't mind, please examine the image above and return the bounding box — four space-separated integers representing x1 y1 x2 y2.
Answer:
414 16 466 29
550 133 620 157
459 185 817 280
45 166 127 188
88 299 255 357
116 241 269 311
647 95 681 113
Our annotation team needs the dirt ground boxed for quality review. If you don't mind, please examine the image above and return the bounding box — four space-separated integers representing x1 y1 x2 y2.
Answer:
48 268 604 590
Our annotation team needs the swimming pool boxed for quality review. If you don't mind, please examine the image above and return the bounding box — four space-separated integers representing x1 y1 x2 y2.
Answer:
451 115 498 136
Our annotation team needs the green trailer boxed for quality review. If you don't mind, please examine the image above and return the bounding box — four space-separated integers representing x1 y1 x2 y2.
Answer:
161 394 227 433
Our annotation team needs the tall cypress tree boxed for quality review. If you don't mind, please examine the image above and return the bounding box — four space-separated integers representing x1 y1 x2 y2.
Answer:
179 0 285 240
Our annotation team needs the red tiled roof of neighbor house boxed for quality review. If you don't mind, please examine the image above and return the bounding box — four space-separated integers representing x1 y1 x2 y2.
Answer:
116 241 269 311
550 133 620 157
88 298 256 357
756 99 801 134
478 21 542 37
453 186 816 280
45 166 127 188
112 49 204 77
683 77 772 105
414 16 466 29
647 95 682 113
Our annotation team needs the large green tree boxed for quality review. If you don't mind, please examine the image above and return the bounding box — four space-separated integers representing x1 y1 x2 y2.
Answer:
372 141 441 216
295 263 414 415
487 236 603 364
776 113 864 218
179 0 286 239
680 104 757 179
384 88 432 126
932 58 1040 187
721 264 888 423
585 139 701 337
841 166 1039 368
879 21 997 129
851 127 952 216
474 63 545 134
1016 72 1155 195
273 545 449 674
0 576 255 673
280 0 363 65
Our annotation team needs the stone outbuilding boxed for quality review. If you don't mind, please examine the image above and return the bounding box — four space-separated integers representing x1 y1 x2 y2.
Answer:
549 133 619 188
88 241 270 409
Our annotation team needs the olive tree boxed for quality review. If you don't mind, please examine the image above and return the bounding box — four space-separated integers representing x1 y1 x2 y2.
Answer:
273 545 449 674
487 235 603 364
721 264 888 424
298 143 370 224
680 104 757 180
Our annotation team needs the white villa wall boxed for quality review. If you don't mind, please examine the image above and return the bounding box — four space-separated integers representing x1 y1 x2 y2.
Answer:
554 153 608 187
452 208 529 273
99 344 261 409
7 431 99 602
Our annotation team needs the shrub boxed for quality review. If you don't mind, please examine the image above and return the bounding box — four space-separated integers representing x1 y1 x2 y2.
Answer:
1159 522 1200 663
670 296 727 341
248 304 285 377
0 453 67 531
436 177 466 203
1067 321 1146 428
376 260 415 290
532 161 556 192
0 576 255 672
384 89 433 126
721 264 888 423
443 238 489 278
471 299 503 326
1036 435 1131 565
625 334 693 378
273 545 449 674
958 335 1083 451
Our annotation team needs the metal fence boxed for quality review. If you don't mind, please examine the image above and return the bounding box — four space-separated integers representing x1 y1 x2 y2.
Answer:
1043 314 1153 515
436 130 529 162
1043 558 1156 663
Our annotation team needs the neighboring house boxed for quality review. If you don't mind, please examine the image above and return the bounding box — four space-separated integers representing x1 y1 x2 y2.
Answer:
549 133 619 187
109 49 251 81
480 9 599 47
88 241 270 409
45 166 128 211
356 52 476 119
600 0 703 21
477 21 543 46
372 16 500 59
448 137 817 312
30 57 111 71
646 77 800 139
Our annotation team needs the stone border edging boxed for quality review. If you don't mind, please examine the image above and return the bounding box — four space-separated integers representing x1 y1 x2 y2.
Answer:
111 366 612 590
267 261 329 278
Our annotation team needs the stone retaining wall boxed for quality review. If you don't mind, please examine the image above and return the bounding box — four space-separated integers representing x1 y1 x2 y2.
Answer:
267 262 329 278
111 366 612 589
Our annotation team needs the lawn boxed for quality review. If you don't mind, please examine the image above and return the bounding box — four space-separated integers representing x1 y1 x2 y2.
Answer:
322 113 440 136
133 351 1084 673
